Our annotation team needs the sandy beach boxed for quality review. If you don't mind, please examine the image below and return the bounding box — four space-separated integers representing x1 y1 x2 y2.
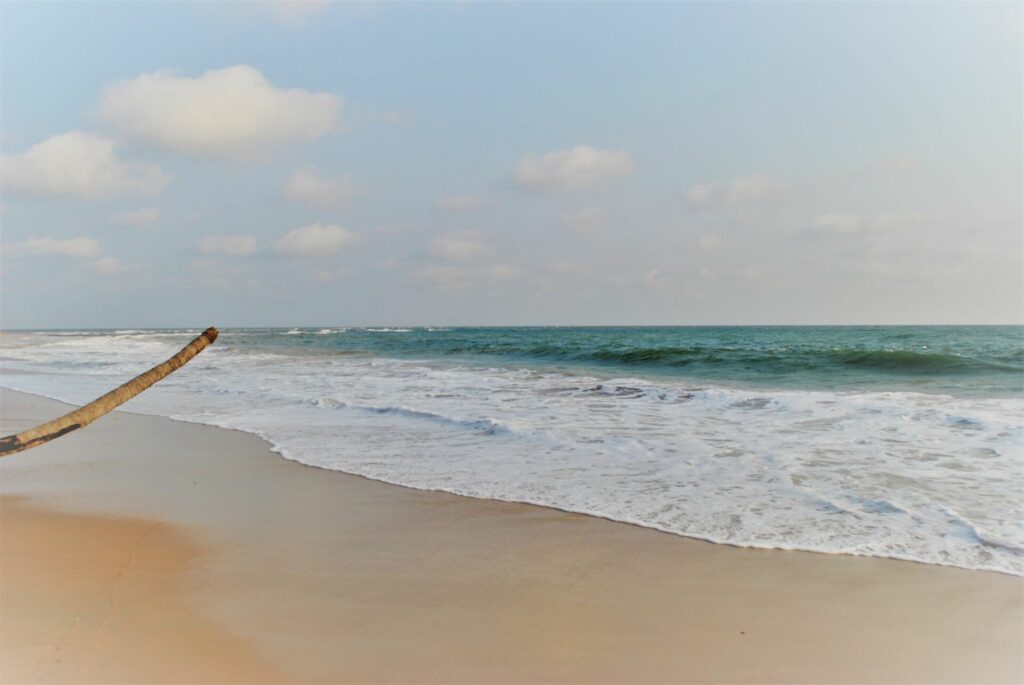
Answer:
1 387 1021 683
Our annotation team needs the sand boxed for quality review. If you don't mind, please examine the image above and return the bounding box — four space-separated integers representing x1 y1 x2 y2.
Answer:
1 387 1021 683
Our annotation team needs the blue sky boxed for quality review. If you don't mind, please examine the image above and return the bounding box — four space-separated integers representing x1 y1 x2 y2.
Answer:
1 1 1021 327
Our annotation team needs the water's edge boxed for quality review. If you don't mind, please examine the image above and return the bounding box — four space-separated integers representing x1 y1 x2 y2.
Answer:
3 383 1018 578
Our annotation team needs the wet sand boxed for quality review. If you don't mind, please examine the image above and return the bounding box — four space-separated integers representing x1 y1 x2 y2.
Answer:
1 387 1021 683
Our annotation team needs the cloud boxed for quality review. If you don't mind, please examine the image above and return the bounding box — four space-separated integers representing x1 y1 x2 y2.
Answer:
417 265 464 290
429 232 487 261
562 206 606 231
187 258 258 290
100 65 341 159
811 212 863 235
197 233 258 256
698 234 726 249
112 207 160 227
489 264 523 281
418 262 524 290
514 145 635 192
275 223 354 256
1 132 167 199
545 261 589 276
688 173 778 206
437 195 484 212
7 236 101 258
283 169 362 208
687 182 717 204
89 256 126 276
803 211 923 238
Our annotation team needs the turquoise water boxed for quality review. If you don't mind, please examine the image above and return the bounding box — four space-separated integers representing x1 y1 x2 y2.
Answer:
227 326 1024 397
3 325 1022 573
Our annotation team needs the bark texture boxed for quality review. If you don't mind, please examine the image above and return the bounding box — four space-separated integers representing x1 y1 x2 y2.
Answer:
0 327 218 456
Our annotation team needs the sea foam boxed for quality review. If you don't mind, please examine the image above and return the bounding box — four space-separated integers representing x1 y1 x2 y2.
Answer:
2 329 1022 575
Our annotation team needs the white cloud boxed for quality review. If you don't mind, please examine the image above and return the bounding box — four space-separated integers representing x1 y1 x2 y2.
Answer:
429 232 487 261
805 211 922 237
562 206 605 231
112 207 160 227
545 261 588 276
644 269 664 287
7 236 101 258
868 211 923 231
100 65 341 159
89 256 126 276
687 182 717 204
416 262 522 290
187 258 253 290
417 264 464 290
514 145 635 192
1 132 167 199
197 233 258 256
489 264 523 281
812 212 863 235
283 169 362 208
437 195 484 212
276 223 354 257
688 174 777 206
698 234 726 249
727 174 776 203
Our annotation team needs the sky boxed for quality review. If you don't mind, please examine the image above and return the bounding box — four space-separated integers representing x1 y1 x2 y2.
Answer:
1 1 1021 328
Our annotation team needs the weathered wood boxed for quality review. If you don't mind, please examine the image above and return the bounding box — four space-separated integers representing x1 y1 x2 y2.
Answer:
0 327 218 457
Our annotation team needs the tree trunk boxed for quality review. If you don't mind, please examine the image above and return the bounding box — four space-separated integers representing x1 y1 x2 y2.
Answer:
0 327 218 457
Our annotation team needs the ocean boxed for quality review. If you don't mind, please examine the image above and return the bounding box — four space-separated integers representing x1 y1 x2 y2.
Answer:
2 326 1022 574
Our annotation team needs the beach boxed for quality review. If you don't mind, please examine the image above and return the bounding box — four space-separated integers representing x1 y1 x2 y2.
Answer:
1 387 1021 683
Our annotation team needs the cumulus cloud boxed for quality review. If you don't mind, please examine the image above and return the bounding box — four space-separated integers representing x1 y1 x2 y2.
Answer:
283 169 362 208
803 211 922 238
562 206 606 231
275 223 354 257
514 145 635 192
197 233 258 256
417 264 464 290
429 232 487 261
418 263 524 290
811 212 863 235
89 256 126 276
112 207 160 227
489 264 523 281
687 182 717 204
7 236 101 258
0 132 167 199
437 195 484 212
100 65 341 159
698 234 726 249
688 173 778 206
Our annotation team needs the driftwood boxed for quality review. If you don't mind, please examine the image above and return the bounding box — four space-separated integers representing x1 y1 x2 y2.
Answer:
0 327 218 457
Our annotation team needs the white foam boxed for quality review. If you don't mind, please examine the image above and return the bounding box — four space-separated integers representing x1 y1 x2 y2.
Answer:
2 331 1022 575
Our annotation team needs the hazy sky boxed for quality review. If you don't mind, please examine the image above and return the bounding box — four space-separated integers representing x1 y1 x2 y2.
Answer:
1 1 1021 328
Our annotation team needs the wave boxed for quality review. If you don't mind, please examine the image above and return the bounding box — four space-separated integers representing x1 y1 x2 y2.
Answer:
827 349 1018 373
480 344 1022 376
306 397 510 435
3 329 1023 575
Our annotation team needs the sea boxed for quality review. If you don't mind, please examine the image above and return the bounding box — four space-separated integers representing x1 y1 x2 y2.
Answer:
1 326 1022 575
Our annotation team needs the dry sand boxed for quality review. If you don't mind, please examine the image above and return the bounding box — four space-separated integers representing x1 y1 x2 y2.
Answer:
1 387 1021 683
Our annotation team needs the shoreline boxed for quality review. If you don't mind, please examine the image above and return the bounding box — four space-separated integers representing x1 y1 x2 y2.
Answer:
5 381 1019 578
1 387 1021 683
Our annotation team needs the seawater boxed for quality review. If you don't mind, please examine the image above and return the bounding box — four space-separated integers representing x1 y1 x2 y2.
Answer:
2 326 1022 574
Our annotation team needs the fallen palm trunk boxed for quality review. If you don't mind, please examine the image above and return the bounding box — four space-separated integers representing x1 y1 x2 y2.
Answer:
0 327 218 457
